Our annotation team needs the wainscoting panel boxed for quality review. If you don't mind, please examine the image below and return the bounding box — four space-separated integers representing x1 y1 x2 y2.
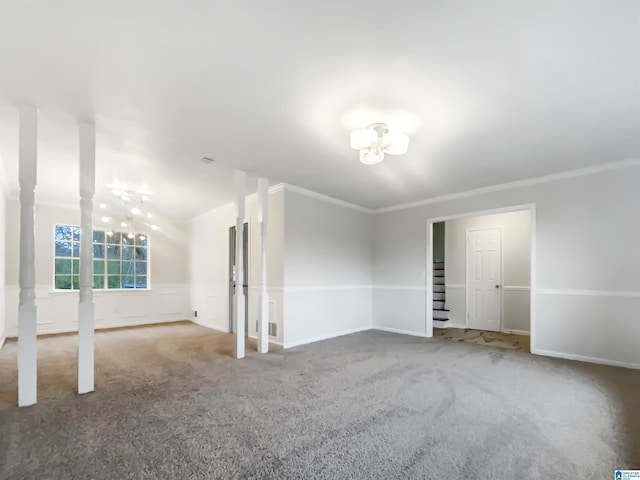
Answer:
4 284 191 337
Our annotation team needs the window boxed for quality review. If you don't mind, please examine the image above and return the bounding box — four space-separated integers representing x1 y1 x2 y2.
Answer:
54 225 149 290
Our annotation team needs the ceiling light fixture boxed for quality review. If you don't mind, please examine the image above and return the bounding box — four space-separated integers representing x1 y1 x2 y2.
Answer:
98 189 159 235
201 156 215 164
350 123 409 165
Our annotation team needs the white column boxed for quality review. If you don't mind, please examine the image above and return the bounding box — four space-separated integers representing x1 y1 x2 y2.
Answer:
257 178 269 354
17 106 38 407
78 123 95 394
233 170 246 359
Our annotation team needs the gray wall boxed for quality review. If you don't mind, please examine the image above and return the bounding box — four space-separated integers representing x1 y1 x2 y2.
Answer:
444 210 531 332
283 190 373 346
373 165 640 368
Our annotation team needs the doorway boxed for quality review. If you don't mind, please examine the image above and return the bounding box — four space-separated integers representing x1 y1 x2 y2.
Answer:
229 223 249 334
426 204 536 352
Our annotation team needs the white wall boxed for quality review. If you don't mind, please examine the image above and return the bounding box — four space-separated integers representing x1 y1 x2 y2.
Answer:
0 181 6 347
283 189 373 347
444 210 531 332
4 200 191 336
373 164 640 368
188 187 285 344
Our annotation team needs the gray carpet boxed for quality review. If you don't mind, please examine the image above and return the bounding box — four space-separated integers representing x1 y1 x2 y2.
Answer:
1 327 639 479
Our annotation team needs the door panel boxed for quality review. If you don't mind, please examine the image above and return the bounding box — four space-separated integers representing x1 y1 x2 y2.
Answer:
467 228 502 332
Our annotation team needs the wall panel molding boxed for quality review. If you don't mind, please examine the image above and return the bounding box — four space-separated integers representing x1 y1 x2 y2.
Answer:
5 283 191 337
538 288 640 298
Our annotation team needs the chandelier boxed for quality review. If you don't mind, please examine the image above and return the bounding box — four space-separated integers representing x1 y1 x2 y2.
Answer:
98 189 158 240
349 123 409 165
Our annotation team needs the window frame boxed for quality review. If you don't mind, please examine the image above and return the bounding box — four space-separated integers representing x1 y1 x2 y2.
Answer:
53 224 151 292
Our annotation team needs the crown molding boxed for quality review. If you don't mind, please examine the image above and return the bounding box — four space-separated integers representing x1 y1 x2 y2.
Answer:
282 183 375 214
374 157 640 214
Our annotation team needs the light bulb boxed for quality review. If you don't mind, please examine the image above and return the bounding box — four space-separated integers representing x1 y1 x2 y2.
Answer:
139 234 146 241
99 203 107 209
121 221 128 227
100 216 110 223
146 212 153 218
131 207 141 215
141 195 149 202
150 224 159 231
106 231 114 237
127 232 134 239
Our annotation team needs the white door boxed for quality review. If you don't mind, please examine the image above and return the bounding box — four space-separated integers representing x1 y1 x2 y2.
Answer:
467 228 502 332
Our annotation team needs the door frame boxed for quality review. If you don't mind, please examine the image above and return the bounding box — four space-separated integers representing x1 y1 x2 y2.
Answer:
425 203 537 353
465 226 504 332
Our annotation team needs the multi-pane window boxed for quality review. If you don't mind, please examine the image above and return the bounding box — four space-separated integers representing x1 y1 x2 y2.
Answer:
54 225 149 290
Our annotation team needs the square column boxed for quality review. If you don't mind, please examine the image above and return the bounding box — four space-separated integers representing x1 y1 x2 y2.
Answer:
78 123 95 394
233 170 246 359
257 178 269 354
17 106 38 407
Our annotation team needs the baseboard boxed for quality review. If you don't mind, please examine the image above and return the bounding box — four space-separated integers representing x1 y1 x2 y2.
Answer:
190 318 230 333
284 326 371 349
502 329 530 336
247 333 284 346
371 326 429 338
533 348 640 370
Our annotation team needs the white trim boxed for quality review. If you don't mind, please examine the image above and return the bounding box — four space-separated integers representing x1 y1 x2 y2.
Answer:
284 285 371 293
501 328 530 336
445 284 466 289
372 326 429 338
0 335 5 350
190 319 229 333
537 288 640 298
283 326 371 348
503 286 531 291
534 349 640 370
377 158 640 213
282 183 375 214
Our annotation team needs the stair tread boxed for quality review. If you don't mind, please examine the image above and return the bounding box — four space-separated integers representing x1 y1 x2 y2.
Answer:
433 308 450 313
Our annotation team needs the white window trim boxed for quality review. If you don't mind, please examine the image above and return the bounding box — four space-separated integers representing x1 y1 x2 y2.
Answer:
53 224 151 292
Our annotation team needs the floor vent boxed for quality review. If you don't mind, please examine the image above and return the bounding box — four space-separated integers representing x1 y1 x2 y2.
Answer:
255 321 278 337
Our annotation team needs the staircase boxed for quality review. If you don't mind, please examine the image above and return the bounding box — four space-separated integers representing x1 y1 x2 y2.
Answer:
433 262 449 321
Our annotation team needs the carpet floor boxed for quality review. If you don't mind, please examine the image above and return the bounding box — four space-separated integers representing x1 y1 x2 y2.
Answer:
0 322 639 479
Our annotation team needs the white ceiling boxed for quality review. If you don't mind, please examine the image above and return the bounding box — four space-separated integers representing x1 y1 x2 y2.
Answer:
0 0 638 218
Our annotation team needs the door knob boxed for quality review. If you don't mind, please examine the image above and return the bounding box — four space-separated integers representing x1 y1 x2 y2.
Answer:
495 285 500 289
